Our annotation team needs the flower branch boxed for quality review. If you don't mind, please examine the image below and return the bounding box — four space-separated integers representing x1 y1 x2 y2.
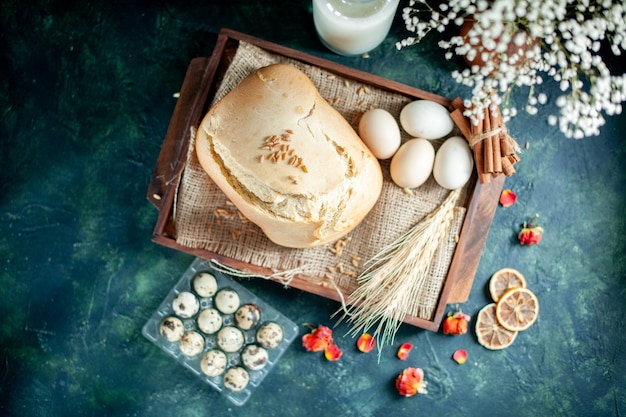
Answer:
397 0 626 139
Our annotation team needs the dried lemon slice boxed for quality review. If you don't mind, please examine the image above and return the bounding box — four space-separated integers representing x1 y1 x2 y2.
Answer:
489 267 527 302
495 288 539 332
475 303 518 350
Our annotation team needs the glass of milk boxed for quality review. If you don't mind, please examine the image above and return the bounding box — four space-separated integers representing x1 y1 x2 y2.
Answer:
312 0 400 56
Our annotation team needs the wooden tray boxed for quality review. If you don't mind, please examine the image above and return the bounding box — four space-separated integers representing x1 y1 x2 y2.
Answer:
146 28 504 332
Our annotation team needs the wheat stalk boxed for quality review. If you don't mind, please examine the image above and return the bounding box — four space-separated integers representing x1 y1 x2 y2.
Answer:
338 188 461 353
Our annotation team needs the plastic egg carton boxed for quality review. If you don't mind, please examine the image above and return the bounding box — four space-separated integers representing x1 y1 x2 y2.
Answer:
142 257 299 406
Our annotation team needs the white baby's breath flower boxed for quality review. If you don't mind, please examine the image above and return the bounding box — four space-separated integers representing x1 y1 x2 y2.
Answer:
397 0 626 138
538 93 548 104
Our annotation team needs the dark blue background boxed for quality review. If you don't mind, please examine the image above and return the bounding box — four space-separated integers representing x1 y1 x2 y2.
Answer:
1 1 625 416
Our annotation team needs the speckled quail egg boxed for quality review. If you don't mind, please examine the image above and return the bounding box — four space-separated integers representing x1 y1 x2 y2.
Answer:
256 322 284 349
241 344 269 371
234 304 262 331
192 271 218 298
159 316 185 342
172 291 200 318
223 366 250 392
179 330 205 357
216 326 245 353
214 288 241 314
197 308 223 335
200 349 228 377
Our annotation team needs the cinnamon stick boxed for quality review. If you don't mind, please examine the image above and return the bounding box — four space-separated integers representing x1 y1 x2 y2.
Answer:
483 109 494 174
501 135 514 157
450 97 464 112
471 115 491 184
493 106 520 167
450 109 472 142
501 155 516 176
490 109 503 174
452 97 520 183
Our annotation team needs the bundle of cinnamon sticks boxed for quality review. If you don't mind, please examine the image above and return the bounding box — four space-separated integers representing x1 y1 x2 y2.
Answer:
449 97 520 184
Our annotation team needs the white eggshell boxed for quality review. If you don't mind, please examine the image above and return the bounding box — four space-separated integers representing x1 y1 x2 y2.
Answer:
400 100 455 140
358 108 401 159
390 138 435 189
433 136 474 190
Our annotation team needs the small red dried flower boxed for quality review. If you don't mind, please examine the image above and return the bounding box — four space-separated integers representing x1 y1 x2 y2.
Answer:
302 325 343 361
395 367 428 397
453 349 468 364
302 325 333 352
499 189 517 207
397 343 413 360
324 344 343 361
356 333 376 353
518 214 544 246
442 311 471 335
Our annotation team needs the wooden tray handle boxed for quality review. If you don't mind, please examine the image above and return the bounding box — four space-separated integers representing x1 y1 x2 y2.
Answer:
146 57 210 209
146 25 231 210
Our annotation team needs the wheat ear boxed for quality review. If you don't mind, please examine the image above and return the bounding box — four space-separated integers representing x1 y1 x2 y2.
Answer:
339 188 461 352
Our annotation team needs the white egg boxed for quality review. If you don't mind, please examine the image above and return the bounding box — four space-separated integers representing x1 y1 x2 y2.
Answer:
358 108 401 159
400 100 455 140
433 136 474 190
390 138 435 189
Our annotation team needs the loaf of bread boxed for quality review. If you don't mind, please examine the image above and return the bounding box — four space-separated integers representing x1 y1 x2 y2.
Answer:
196 64 383 248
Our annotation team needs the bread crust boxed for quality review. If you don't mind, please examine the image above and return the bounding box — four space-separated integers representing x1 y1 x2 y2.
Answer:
196 64 382 248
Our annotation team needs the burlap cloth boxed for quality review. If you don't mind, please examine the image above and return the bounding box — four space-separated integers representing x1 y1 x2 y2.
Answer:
174 42 467 321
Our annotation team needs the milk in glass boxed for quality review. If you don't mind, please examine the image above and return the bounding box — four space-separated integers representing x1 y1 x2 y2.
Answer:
313 0 400 56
